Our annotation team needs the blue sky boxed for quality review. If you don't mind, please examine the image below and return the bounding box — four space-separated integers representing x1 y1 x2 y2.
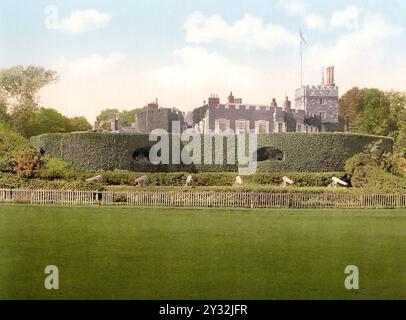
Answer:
1 0 405 120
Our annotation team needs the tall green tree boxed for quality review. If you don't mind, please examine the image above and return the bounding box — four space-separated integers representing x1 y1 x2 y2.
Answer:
355 88 391 136
69 116 92 132
96 108 120 130
338 87 363 131
119 109 141 127
0 65 58 135
24 108 71 137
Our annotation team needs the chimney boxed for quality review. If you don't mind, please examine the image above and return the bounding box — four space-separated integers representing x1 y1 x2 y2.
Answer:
228 91 235 103
111 117 119 131
326 66 335 87
283 96 291 111
94 120 100 130
208 94 220 106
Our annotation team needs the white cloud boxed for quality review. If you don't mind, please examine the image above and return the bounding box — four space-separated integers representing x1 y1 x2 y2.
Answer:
280 1 326 30
305 14 326 30
184 12 297 50
55 52 127 77
331 6 361 30
148 46 262 90
47 9 111 34
307 14 402 64
304 14 403 89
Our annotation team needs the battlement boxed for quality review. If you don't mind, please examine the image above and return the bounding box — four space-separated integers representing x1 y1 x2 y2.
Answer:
295 85 339 99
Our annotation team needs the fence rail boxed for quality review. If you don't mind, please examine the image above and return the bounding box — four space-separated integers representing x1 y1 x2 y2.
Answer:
1 189 406 209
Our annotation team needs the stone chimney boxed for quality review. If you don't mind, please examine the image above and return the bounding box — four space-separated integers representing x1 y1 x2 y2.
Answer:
111 117 119 131
326 66 335 87
283 96 291 111
228 91 235 103
208 94 220 106
94 120 101 130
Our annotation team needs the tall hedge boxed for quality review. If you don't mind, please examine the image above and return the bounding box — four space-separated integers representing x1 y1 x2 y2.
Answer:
30 132 393 173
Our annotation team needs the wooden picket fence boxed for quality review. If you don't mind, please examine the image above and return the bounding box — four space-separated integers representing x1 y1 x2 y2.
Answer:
1 188 406 209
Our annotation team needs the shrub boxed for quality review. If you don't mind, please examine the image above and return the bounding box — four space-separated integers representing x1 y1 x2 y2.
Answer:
345 140 406 192
0 121 30 172
13 149 41 178
0 173 27 189
0 174 104 190
37 157 73 180
93 171 343 187
351 165 406 193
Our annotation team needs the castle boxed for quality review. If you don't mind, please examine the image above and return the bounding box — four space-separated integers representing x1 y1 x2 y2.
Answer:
99 66 339 134
197 66 339 134
135 100 187 134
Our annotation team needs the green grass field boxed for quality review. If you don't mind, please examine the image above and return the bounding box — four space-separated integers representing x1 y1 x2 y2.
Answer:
0 204 405 300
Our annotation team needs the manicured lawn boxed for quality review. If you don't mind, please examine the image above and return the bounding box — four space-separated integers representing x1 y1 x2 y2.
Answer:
0 204 405 299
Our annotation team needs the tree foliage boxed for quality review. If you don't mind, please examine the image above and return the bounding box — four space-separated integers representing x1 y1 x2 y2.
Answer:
339 88 406 159
0 65 58 103
0 65 59 135
0 120 30 172
96 108 120 130
192 105 208 124
69 116 92 132
96 108 142 130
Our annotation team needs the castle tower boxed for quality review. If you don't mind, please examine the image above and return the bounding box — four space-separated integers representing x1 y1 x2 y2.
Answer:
294 66 339 132
228 91 235 103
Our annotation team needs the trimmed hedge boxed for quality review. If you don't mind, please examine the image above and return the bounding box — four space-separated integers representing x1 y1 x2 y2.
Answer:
30 132 393 172
33 170 344 187
0 173 104 190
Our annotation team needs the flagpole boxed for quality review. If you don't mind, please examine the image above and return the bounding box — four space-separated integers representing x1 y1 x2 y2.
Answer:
300 38 303 87
299 30 306 88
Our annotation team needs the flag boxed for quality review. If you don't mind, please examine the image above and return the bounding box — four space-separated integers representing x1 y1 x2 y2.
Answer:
299 30 307 44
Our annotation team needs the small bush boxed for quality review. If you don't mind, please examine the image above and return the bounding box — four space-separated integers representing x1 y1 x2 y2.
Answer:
345 140 406 192
0 173 27 189
13 149 41 178
351 165 406 193
37 157 73 180
0 121 30 172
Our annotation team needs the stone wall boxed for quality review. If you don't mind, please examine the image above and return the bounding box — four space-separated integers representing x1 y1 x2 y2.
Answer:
295 85 339 129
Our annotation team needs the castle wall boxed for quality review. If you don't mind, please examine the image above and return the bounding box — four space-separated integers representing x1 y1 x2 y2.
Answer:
207 104 286 132
295 85 339 128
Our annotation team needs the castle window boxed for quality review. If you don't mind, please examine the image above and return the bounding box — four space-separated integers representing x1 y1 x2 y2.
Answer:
215 118 230 132
255 120 269 133
278 123 283 133
235 119 249 133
